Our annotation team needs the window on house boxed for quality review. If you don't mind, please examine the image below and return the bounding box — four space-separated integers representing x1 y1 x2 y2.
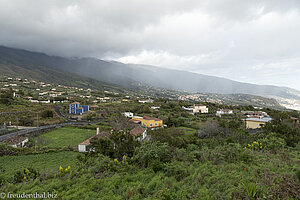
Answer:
155 123 157 126
150 123 153 126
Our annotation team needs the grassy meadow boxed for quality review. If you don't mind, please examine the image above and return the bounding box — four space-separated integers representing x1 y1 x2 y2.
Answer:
35 127 96 148
0 151 79 178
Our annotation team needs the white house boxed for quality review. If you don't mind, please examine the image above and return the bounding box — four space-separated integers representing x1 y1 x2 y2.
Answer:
123 112 134 118
182 104 208 115
151 106 160 110
216 109 233 117
78 128 110 152
139 99 154 103
194 104 209 114
130 127 147 141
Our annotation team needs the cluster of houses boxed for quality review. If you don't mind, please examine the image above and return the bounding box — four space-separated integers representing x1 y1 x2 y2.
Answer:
78 112 164 152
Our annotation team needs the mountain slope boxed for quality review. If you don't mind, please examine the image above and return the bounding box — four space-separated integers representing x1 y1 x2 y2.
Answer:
1 46 300 104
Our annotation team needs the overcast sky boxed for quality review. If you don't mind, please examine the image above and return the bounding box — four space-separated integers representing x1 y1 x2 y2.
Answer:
1 0 300 90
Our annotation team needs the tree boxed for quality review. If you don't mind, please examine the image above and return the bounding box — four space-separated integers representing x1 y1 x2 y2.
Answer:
197 119 224 138
110 114 135 130
91 130 140 159
0 89 14 105
134 141 171 167
41 110 54 118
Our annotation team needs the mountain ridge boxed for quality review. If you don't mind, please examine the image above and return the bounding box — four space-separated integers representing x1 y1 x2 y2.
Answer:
0 45 299 108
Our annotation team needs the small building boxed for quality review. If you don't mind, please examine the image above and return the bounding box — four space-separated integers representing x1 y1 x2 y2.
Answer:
245 117 272 129
4 136 29 148
241 111 269 118
78 128 110 152
130 127 147 141
138 99 154 103
216 109 233 117
132 116 163 128
182 104 208 115
151 106 160 110
69 102 89 114
290 117 299 124
90 105 99 111
123 112 134 118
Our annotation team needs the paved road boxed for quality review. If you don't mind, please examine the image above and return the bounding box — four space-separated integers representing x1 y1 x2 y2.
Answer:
54 105 65 118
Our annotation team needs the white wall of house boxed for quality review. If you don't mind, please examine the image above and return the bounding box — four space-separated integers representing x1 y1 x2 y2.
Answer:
123 112 134 118
78 144 87 152
194 105 209 113
137 130 147 141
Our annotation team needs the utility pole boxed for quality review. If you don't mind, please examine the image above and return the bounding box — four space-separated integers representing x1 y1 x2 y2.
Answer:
36 112 39 128
16 117 19 130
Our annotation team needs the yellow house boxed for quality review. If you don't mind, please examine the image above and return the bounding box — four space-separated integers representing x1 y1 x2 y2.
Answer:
132 116 163 128
245 117 272 129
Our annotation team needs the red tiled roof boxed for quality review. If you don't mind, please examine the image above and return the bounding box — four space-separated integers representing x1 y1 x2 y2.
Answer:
71 102 80 104
130 127 146 137
143 116 162 121
129 119 141 124
79 132 110 146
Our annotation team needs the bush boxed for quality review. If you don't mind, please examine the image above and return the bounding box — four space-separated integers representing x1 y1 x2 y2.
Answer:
19 117 34 126
134 141 171 167
0 166 5 186
213 143 253 163
13 168 39 183
150 128 192 148
296 169 300 182
197 119 224 138
164 161 189 181
243 182 264 200
41 110 54 118
260 133 286 153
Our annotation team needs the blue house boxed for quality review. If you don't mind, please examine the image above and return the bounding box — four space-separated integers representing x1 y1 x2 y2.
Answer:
70 102 89 114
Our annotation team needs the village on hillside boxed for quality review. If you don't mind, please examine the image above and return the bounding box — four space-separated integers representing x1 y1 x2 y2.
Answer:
0 76 300 199
0 76 282 150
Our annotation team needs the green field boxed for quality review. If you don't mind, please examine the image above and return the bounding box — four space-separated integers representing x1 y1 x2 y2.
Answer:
177 126 198 134
0 151 79 177
36 127 95 148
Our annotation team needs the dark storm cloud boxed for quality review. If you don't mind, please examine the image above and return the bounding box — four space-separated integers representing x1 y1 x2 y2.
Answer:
0 0 300 89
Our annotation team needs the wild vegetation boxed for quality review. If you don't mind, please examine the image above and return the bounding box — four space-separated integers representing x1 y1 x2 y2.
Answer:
0 109 299 199
1 73 300 199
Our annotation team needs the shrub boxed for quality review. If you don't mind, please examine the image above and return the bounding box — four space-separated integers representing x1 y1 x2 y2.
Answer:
0 166 5 186
150 128 190 148
134 141 171 168
243 182 263 200
296 169 300 182
164 161 189 181
13 168 39 183
214 143 253 163
19 117 34 126
41 110 54 118
260 132 286 153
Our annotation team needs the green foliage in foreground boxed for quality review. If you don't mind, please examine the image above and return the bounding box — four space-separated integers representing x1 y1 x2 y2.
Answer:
1 109 300 199
0 130 299 199
0 151 79 178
